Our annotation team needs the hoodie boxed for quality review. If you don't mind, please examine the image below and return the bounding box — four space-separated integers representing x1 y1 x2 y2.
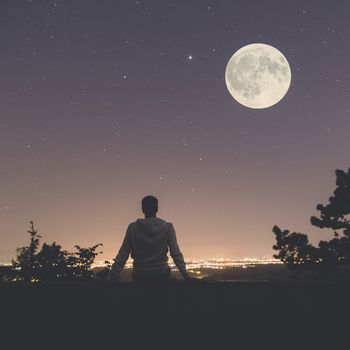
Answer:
110 217 187 278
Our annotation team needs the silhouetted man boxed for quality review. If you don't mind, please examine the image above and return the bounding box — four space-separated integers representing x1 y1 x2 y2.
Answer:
107 195 192 282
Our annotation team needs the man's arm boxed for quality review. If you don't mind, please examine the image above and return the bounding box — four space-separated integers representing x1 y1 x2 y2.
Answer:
168 223 191 280
107 224 132 282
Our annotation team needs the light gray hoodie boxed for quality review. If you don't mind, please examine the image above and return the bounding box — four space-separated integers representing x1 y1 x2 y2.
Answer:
110 217 187 278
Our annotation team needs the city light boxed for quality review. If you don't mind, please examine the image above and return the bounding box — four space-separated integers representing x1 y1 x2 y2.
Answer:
92 257 282 270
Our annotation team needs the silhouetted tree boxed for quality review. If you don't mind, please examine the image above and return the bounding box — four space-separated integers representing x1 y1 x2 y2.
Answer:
310 168 350 237
12 221 41 282
8 221 103 282
36 242 70 281
0 265 16 283
273 168 350 278
69 244 103 280
272 226 320 273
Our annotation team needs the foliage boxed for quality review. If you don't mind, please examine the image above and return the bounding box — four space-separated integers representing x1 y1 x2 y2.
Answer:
310 168 350 237
4 221 102 283
273 168 350 278
272 226 320 271
69 244 103 280
0 265 17 283
12 221 41 282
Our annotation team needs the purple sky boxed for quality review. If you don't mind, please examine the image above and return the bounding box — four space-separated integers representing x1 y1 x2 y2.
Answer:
1 0 350 262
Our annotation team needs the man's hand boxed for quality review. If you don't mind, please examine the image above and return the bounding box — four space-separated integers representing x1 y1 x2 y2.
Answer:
94 267 110 280
183 273 201 282
106 269 120 283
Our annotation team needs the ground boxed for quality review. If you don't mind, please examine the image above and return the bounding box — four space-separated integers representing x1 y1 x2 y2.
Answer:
1 279 349 348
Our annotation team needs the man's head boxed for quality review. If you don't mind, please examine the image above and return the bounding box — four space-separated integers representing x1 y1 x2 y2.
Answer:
141 195 158 217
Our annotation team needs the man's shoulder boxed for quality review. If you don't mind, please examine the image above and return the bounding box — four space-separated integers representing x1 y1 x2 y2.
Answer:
158 218 175 229
158 217 173 226
127 220 138 228
127 218 174 229
130 217 173 224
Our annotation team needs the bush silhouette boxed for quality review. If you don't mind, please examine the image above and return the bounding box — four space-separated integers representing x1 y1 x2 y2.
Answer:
3 221 103 282
273 168 350 278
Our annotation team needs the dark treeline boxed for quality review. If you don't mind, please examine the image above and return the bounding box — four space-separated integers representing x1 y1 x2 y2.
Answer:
273 167 350 278
0 221 103 283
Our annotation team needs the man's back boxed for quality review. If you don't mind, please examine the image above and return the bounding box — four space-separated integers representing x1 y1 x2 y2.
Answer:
129 217 171 275
109 216 187 279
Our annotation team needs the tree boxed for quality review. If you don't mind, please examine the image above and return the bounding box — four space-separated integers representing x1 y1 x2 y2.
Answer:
273 168 350 278
9 221 103 282
0 265 16 283
69 244 103 280
12 221 41 282
36 242 70 281
272 226 320 273
310 169 350 237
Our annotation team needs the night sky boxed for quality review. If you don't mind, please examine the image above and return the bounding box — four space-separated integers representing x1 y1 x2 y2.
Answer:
1 0 350 262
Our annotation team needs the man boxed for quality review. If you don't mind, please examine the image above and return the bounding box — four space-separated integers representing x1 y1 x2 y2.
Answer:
107 195 193 282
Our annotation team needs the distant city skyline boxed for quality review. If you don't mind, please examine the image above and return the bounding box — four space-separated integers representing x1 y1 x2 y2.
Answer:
1 1 350 262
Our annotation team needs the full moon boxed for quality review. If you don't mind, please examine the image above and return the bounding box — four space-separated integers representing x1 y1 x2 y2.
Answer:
225 43 291 109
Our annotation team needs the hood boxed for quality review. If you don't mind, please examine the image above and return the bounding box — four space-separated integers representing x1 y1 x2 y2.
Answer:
135 217 169 235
